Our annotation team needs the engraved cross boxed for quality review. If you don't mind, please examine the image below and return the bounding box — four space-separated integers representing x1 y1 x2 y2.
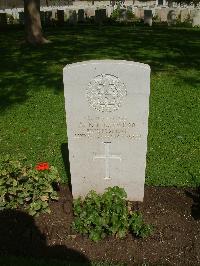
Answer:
93 142 121 180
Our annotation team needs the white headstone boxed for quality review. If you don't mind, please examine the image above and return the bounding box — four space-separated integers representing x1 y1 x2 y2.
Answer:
85 7 96 18
158 7 168 22
134 7 144 19
192 11 200 27
69 10 77 25
167 9 176 25
63 60 150 201
180 8 189 22
52 9 57 20
144 9 153 26
106 6 113 18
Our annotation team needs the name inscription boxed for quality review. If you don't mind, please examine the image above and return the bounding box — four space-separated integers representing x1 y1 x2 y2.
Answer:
74 117 141 140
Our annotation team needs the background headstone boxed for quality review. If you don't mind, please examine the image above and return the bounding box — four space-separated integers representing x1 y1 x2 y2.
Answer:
192 11 200 27
69 10 77 25
19 11 24 24
57 9 64 24
64 9 70 21
144 9 153 26
106 6 113 18
85 7 96 19
63 60 151 201
0 12 7 25
158 8 168 22
190 9 198 20
95 9 107 24
180 8 189 22
167 9 176 25
134 7 144 19
121 8 128 22
40 11 45 25
45 11 52 25
78 9 85 23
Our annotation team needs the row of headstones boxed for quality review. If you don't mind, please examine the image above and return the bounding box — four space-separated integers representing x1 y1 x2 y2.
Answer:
12 8 108 25
0 8 105 25
0 6 200 26
140 8 200 27
0 5 117 26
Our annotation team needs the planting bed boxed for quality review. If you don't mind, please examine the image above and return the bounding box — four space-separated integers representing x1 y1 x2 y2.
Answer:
0 185 200 265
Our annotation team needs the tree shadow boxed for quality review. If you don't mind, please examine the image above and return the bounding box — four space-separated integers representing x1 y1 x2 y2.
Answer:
0 24 200 112
61 142 72 192
0 209 91 265
185 187 200 220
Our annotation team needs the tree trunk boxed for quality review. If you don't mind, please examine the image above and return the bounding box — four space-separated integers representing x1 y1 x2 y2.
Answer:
24 0 49 45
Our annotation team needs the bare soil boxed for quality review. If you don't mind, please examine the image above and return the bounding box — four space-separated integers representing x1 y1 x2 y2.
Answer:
0 185 200 265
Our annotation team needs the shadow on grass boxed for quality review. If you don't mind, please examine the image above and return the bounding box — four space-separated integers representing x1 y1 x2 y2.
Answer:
0 209 91 265
0 25 200 113
0 24 200 112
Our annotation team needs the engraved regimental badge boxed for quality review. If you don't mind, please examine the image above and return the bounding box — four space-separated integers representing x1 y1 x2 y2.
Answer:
86 74 127 112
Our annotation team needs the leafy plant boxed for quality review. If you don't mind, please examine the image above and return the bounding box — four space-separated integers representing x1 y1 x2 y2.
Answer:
110 7 121 21
0 155 60 216
126 10 135 21
72 186 153 241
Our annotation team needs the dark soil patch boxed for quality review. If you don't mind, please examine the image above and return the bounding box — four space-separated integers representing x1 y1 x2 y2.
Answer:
0 185 200 265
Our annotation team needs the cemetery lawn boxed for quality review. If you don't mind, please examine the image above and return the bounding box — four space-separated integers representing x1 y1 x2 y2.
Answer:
1 25 200 187
0 24 200 265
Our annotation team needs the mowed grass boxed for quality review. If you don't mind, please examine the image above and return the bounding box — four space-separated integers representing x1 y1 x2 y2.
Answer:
0 25 200 186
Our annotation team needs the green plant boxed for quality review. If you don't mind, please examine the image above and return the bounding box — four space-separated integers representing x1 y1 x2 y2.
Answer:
153 14 159 23
111 8 135 22
7 14 14 24
110 7 121 21
129 211 153 238
0 155 61 216
72 186 153 242
126 10 135 21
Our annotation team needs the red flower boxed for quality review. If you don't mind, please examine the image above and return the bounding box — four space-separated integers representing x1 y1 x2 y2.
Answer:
35 162 50 171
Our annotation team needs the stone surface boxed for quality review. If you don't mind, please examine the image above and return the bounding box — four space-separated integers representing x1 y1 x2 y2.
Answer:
57 9 64 24
51 9 57 20
167 9 176 25
134 7 144 19
106 6 113 17
180 8 189 22
192 11 200 27
78 9 85 22
158 7 168 22
85 7 96 18
45 11 52 25
144 9 153 26
0 12 7 25
63 60 150 201
95 9 107 24
190 9 198 19
18 11 24 24
69 10 77 25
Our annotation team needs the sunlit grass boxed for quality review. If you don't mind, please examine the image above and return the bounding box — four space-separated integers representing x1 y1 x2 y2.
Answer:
0 25 200 186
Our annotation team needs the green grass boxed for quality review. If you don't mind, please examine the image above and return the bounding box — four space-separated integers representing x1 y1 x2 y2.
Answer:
0 24 200 186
